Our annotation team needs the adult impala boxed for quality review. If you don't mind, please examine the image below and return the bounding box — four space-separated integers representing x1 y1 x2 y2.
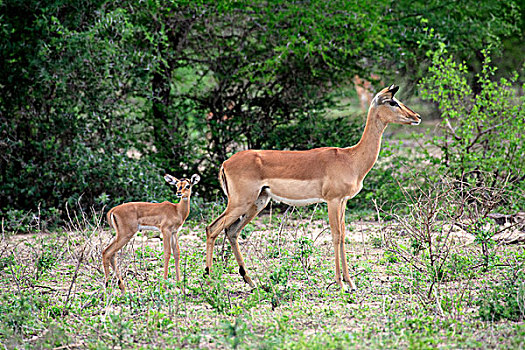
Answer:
205 85 420 291
103 174 200 293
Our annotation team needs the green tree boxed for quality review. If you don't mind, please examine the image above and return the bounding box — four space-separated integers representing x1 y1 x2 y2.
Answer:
384 0 521 91
0 0 522 220
0 0 171 213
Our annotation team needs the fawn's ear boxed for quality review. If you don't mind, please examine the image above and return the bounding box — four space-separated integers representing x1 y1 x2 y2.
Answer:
164 174 179 185
190 174 201 185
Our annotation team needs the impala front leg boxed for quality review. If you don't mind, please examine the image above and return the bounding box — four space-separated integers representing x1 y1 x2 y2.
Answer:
339 200 357 291
171 229 181 282
327 200 344 289
161 229 172 280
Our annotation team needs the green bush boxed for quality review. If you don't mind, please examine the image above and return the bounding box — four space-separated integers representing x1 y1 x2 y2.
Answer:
421 46 525 212
357 140 417 213
269 110 362 150
1 142 175 231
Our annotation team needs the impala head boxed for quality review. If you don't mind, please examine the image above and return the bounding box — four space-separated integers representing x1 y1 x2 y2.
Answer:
371 84 421 126
164 174 201 199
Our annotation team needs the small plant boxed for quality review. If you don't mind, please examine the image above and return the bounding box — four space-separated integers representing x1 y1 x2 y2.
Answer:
383 251 400 264
1 209 38 234
468 218 497 271
35 251 58 280
33 237 65 280
269 263 292 286
0 254 15 270
477 264 525 322
106 312 134 348
369 235 383 249
220 317 249 349
194 265 239 315
293 236 316 271
0 294 37 336
386 173 463 302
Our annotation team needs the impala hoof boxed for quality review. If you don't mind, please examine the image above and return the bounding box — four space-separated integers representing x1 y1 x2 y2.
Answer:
239 266 256 288
116 280 127 293
245 279 256 289
343 287 357 294
342 281 357 294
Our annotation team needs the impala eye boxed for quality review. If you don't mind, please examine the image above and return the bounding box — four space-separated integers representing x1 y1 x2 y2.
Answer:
185 185 190 189
389 100 399 107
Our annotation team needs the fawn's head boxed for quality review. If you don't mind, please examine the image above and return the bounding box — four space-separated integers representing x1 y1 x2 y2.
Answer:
164 174 200 199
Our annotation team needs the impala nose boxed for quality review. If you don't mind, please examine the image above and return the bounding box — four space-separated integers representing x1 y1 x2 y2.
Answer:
411 114 421 125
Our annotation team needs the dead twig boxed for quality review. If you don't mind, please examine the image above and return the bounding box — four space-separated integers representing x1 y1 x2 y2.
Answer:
63 245 86 316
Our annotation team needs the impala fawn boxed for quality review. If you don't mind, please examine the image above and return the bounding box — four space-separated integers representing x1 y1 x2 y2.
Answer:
103 174 200 292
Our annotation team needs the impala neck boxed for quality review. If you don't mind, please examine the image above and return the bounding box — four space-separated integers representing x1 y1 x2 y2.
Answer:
177 194 191 219
353 108 387 176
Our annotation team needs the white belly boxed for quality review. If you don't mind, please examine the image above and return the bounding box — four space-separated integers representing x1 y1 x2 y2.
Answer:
138 225 161 232
267 191 324 206
264 179 325 207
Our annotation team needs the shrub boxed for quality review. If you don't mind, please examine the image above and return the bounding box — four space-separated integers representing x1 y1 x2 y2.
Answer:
420 46 525 212
268 110 362 150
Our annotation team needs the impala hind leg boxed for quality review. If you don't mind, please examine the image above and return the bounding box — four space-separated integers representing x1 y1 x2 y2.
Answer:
102 243 113 286
225 191 270 287
102 232 133 293
205 206 249 277
327 200 346 290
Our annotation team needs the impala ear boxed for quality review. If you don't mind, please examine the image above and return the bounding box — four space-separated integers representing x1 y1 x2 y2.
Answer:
374 84 400 105
164 174 179 185
190 174 201 185
388 84 399 96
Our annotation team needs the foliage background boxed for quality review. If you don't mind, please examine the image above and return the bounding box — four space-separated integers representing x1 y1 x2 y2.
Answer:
1 1 525 348
0 0 524 224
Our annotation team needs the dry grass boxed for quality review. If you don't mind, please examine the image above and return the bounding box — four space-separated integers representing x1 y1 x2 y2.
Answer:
0 205 524 349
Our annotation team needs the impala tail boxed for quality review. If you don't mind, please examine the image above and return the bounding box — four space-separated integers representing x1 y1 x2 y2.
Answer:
107 208 118 231
219 165 229 196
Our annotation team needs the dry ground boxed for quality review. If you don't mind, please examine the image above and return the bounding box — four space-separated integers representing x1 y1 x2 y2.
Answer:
1 206 524 349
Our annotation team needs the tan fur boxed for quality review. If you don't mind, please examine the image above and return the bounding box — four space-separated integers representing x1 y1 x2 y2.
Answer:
204 85 420 291
102 174 200 293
